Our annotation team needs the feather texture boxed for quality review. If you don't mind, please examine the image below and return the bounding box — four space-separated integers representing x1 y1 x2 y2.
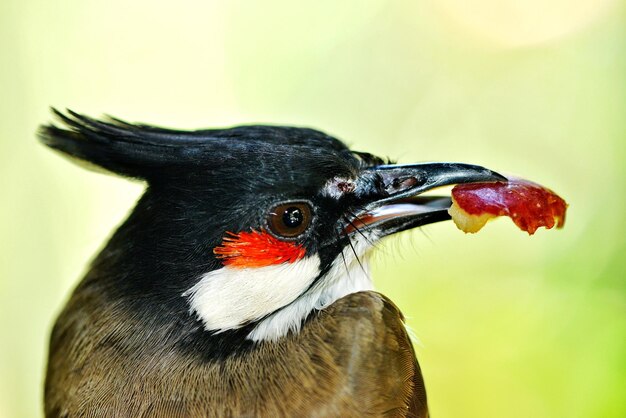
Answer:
38 109 350 180
46 291 428 417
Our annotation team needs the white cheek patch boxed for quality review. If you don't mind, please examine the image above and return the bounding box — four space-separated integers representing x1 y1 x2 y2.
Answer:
183 256 321 333
185 233 378 342
247 232 377 342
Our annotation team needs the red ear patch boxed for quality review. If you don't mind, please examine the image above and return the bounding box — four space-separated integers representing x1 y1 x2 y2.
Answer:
214 229 306 268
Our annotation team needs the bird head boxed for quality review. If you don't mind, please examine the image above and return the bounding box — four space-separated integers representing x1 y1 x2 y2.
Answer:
39 110 504 345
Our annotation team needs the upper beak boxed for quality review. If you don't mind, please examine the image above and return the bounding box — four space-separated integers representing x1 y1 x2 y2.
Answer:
347 162 506 236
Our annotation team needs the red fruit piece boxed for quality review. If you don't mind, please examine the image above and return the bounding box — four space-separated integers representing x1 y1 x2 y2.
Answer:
449 178 567 235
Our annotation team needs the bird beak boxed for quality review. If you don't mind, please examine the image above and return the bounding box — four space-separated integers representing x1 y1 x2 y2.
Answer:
346 162 506 237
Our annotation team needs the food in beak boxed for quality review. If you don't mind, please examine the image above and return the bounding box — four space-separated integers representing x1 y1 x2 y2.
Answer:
448 177 567 235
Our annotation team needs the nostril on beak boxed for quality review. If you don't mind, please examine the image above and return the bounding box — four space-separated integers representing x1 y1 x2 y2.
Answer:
388 176 420 193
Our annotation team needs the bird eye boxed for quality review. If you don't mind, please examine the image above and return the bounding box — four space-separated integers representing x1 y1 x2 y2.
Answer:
267 202 313 239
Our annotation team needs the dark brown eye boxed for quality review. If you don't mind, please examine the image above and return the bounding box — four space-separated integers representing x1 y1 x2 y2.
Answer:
267 202 313 238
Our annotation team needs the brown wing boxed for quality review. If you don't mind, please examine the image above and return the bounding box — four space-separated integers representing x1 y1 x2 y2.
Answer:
46 290 427 417
382 299 429 418
315 291 429 418
379 297 428 418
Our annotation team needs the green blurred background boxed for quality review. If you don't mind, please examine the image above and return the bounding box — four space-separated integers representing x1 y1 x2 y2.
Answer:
2 1 625 417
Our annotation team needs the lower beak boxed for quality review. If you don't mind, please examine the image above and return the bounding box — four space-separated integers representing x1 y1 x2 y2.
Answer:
347 162 506 236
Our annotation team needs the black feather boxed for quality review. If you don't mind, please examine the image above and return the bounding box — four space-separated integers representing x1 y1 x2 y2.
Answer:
38 108 351 180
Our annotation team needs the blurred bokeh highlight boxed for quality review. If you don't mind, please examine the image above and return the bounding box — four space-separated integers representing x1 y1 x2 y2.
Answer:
1 1 625 417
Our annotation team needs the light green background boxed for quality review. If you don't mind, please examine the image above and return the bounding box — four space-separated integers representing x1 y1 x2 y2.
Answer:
2 1 625 417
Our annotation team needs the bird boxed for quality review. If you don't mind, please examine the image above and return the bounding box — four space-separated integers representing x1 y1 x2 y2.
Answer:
39 109 504 418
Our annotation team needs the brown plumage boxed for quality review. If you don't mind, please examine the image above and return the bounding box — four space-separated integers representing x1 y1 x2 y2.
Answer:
46 290 427 417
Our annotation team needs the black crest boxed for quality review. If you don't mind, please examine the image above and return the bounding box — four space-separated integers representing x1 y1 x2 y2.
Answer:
38 108 351 181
